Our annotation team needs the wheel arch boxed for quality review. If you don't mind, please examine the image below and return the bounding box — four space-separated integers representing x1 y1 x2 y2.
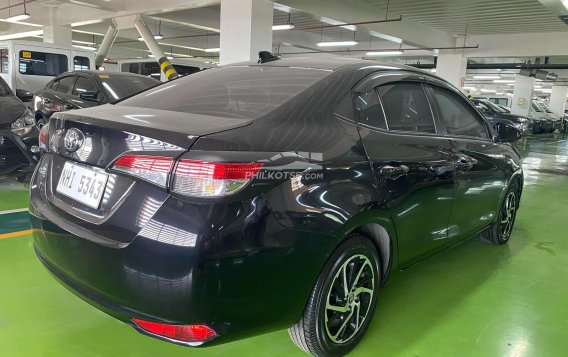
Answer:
350 223 393 283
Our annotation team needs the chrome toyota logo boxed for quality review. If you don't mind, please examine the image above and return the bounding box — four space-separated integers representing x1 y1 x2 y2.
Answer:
64 128 84 153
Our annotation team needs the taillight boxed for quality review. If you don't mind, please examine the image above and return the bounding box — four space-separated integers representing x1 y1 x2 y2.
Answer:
172 160 263 197
111 154 262 196
132 319 217 345
38 124 49 152
111 155 174 187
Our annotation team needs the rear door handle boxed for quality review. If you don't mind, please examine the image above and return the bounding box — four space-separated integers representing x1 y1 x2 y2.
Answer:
380 164 409 180
455 156 477 171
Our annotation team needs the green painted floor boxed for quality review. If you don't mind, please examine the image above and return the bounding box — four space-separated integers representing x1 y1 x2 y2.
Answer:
2 134 568 356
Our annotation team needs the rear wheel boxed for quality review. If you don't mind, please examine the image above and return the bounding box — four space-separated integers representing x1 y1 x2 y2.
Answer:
482 184 519 244
289 235 380 356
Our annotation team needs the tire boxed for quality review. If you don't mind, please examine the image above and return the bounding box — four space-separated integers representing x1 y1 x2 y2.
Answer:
289 235 380 357
481 184 520 245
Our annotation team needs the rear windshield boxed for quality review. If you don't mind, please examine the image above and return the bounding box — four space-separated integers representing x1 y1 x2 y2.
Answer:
100 75 160 101
118 66 330 119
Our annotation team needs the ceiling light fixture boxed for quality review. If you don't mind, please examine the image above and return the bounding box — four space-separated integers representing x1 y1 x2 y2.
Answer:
138 35 164 41
204 48 220 53
72 44 96 51
317 40 358 47
6 0 30 22
480 89 497 93
474 75 501 80
463 86 476 91
366 50 403 56
562 0 568 10
493 79 515 83
272 24 295 31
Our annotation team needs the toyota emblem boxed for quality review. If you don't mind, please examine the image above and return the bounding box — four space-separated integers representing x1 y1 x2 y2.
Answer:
64 128 84 153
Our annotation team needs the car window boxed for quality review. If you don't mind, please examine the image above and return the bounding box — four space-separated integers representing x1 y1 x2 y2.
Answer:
74 56 90 71
73 76 97 96
100 74 160 101
0 77 10 96
55 76 76 94
431 86 490 139
354 89 386 129
19 51 68 76
377 82 436 133
119 66 329 119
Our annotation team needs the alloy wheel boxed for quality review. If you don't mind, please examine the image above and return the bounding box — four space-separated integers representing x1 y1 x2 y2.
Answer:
324 254 375 344
499 191 517 240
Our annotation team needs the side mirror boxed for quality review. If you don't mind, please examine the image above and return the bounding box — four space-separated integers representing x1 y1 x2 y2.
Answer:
495 122 521 143
16 89 34 102
79 91 99 102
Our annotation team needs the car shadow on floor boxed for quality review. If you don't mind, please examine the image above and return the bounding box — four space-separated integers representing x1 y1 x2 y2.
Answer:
354 226 531 356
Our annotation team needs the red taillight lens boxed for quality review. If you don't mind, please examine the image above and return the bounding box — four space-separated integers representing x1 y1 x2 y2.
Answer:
38 124 48 151
112 155 174 187
172 160 263 197
132 319 217 344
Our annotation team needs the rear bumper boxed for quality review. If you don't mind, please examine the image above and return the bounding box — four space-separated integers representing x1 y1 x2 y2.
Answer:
30 162 334 345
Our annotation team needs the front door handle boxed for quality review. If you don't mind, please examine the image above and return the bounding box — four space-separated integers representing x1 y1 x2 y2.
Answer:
64 104 74 110
380 164 409 180
43 98 50 104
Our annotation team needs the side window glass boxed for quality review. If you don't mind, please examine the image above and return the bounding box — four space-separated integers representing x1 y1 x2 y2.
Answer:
50 80 59 90
72 77 97 96
74 56 90 70
55 76 76 94
378 82 436 133
354 89 386 129
432 86 490 139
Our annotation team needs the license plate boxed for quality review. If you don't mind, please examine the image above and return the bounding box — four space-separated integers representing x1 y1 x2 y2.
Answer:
56 162 109 209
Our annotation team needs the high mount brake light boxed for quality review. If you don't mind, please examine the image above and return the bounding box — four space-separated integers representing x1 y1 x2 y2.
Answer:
172 160 263 197
132 319 217 344
111 155 263 196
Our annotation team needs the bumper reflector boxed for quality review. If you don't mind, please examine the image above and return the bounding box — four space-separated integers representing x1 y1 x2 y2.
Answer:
132 319 217 344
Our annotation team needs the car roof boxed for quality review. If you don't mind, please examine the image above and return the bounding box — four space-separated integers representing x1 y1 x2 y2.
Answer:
226 56 423 73
58 70 156 79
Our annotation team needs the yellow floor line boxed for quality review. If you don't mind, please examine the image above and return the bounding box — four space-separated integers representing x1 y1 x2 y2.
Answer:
0 229 34 240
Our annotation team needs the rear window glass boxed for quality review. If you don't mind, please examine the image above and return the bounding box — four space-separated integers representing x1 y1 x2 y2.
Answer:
119 66 330 119
100 75 160 101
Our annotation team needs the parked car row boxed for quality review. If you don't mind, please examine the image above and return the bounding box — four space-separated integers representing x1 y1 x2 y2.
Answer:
0 71 160 178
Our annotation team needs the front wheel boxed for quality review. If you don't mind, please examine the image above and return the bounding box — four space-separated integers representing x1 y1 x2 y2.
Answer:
482 184 519 244
289 235 380 356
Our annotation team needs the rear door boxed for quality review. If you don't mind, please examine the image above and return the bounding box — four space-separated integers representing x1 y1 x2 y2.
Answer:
355 72 456 268
49 75 77 112
427 80 508 243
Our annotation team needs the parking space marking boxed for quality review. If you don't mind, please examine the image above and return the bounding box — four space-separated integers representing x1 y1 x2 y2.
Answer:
0 229 33 240
0 208 28 215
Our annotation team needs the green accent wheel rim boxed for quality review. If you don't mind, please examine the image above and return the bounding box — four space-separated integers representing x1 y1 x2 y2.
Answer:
324 254 375 344
500 191 517 240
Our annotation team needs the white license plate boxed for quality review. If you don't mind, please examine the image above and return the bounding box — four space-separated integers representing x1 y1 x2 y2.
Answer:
56 162 109 209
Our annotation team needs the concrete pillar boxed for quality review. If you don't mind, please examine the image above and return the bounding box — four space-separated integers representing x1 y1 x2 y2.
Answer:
435 50 467 89
511 75 535 117
43 8 72 45
219 0 273 65
548 86 568 117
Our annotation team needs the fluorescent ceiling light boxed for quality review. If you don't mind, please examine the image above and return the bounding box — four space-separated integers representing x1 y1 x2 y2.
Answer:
480 89 497 93
204 48 220 53
72 44 96 51
138 35 164 41
493 79 515 83
430 68 436 73
0 30 42 41
474 75 501 80
534 85 543 89
507 83 515 86
563 0 568 10
496 92 504 95
366 50 403 56
7 13 30 22
317 40 358 47
272 24 295 30
463 86 476 91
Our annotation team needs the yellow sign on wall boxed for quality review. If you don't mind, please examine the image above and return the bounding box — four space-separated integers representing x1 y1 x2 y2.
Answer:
22 51 32 59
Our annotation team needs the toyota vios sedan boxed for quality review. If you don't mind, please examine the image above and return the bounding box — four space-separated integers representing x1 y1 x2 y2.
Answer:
30 58 523 357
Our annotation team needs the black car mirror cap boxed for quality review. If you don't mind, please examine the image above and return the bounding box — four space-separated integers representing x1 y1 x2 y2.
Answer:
16 89 34 102
79 91 100 102
495 122 522 143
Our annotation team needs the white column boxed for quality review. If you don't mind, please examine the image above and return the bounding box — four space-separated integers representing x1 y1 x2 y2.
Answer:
435 50 467 89
220 0 273 65
511 75 535 116
43 8 72 45
548 86 568 117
